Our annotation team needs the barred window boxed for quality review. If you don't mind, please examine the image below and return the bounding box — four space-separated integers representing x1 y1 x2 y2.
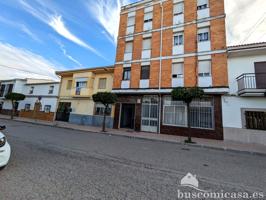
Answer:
163 96 214 129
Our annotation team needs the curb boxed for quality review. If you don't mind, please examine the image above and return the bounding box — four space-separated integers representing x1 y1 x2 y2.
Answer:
1 116 266 156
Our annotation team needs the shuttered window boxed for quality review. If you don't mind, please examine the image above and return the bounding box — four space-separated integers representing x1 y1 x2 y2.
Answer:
127 16 135 26
198 60 211 77
125 42 133 53
98 78 107 89
172 63 183 78
197 0 208 10
173 2 184 15
144 12 153 22
143 38 151 50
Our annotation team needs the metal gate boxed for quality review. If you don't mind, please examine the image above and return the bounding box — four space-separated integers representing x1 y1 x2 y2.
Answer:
141 96 159 133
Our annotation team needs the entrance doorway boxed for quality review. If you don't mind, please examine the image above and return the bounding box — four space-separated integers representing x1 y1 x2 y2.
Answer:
141 96 159 133
56 102 72 122
120 104 135 129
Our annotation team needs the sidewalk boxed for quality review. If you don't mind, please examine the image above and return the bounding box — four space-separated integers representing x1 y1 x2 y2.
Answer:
1 114 266 156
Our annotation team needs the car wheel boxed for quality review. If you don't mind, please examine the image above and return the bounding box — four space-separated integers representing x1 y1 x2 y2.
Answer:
0 165 6 170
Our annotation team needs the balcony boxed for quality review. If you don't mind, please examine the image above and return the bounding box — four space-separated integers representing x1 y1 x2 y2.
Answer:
237 73 266 96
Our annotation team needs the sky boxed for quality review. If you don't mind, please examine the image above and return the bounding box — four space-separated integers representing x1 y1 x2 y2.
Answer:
0 0 265 80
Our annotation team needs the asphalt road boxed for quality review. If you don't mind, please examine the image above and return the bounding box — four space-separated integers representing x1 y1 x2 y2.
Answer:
0 119 265 200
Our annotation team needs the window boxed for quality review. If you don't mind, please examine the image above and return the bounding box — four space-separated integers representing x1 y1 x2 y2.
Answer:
76 81 87 88
173 2 184 15
198 60 211 77
44 105 51 113
67 80 72 90
76 80 87 95
174 33 184 46
94 103 111 116
48 85 54 94
163 97 214 129
29 86 34 94
190 98 214 129
127 16 135 27
24 104 31 111
172 63 183 78
198 27 210 42
98 78 107 89
163 97 187 126
245 111 266 130
141 65 150 80
123 68 131 80
144 11 153 23
197 0 208 10
143 38 151 50
125 42 133 53
7 84 13 94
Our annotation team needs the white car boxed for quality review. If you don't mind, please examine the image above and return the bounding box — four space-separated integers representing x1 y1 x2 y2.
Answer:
0 127 11 169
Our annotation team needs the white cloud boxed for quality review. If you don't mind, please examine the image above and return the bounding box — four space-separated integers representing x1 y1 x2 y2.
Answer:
86 0 131 44
0 15 41 43
18 0 104 58
48 15 100 56
225 0 266 45
0 42 61 80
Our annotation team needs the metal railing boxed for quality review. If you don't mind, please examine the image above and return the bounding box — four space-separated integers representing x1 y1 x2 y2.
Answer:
236 73 266 92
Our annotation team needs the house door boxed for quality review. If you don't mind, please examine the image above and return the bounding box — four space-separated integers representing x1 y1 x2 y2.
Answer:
120 104 135 129
141 96 159 133
56 102 72 122
255 62 266 89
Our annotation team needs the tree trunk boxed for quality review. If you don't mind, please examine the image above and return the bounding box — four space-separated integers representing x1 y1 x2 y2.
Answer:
11 100 14 120
186 102 192 143
102 105 107 132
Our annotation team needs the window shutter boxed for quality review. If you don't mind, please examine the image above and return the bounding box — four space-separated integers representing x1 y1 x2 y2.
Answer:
172 63 183 76
197 0 208 6
144 12 153 20
125 42 133 53
174 3 184 14
127 16 135 26
198 27 209 34
143 38 151 50
198 61 211 74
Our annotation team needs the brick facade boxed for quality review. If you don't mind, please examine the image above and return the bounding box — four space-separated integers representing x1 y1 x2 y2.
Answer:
113 0 228 139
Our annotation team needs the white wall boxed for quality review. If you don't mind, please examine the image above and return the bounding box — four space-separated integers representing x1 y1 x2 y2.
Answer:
228 54 266 94
19 97 58 112
222 96 266 128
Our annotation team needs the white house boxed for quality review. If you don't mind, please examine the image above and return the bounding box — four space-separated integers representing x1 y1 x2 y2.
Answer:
0 79 27 114
0 79 59 118
222 43 266 145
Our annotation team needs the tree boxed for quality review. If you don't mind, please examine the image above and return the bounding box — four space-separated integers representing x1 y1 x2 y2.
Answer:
92 92 117 132
5 92 25 120
171 87 204 143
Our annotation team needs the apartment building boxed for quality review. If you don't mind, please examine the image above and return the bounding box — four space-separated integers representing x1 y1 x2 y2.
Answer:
222 43 266 145
18 79 60 121
112 0 228 139
56 66 115 128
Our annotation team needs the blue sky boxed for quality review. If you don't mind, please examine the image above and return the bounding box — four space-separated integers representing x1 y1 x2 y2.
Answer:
0 0 265 80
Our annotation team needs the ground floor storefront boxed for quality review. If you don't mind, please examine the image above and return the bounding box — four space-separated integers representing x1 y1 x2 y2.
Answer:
113 94 224 140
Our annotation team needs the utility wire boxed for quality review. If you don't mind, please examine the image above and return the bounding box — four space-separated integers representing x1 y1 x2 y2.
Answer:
0 64 54 78
241 12 266 44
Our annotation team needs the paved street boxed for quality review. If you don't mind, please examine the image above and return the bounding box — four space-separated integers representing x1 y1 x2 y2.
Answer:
0 119 266 200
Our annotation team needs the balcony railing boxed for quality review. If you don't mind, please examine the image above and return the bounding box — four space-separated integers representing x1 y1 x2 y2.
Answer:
236 73 266 95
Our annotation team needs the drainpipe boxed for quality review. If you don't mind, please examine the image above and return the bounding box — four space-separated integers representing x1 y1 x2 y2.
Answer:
158 0 164 134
